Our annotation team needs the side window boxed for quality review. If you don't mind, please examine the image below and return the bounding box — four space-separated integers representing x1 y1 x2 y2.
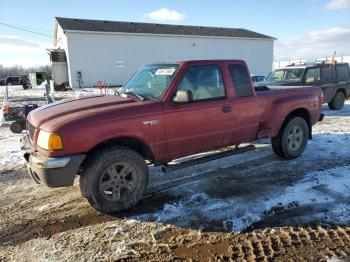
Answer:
321 66 336 81
228 64 253 97
336 64 350 80
305 68 320 83
177 65 225 101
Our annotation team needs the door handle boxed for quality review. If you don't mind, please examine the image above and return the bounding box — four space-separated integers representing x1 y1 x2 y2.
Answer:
222 105 232 113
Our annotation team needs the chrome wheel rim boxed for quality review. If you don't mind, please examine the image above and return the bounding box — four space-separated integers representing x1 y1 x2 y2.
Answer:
99 162 137 201
287 125 304 151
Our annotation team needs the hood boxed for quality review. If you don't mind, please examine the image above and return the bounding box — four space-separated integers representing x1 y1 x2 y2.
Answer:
28 95 137 128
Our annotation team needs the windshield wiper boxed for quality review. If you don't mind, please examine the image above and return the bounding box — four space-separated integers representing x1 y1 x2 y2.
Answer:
122 91 146 101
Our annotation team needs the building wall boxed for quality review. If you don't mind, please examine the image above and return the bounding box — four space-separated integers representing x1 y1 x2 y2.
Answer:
64 30 274 88
51 62 68 83
53 26 70 84
55 26 68 50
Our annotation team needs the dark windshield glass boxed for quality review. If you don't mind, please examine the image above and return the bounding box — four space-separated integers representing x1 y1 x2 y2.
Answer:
120 64 180 99
266 68 304 82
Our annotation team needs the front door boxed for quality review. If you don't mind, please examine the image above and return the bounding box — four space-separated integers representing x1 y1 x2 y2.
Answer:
162 64 234 160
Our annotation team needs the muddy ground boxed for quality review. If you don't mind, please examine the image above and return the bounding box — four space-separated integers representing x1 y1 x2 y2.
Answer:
1 88 350 261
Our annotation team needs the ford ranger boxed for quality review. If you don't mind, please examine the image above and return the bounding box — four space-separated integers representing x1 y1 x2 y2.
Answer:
22 60 324 213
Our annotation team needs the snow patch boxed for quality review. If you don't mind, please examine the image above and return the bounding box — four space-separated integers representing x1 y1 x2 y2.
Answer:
138 164 350 232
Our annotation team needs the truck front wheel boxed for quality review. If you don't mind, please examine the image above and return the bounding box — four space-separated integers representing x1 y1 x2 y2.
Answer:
271 116 309 159
328 91 345 110
80 146 149 213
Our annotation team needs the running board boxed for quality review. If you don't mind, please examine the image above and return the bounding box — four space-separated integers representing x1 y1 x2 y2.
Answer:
161 144 255 173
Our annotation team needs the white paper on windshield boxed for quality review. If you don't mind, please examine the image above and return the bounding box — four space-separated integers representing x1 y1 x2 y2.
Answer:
155 68 176 76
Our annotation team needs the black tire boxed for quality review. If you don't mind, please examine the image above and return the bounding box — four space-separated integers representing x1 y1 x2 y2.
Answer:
328 91 345 110
80 146 149 213
271 116 309 159
21 78 31 90
10 121 23 133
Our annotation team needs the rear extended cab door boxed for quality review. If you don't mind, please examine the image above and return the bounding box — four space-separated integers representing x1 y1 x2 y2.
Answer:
161 61 237 160
224 61 261 144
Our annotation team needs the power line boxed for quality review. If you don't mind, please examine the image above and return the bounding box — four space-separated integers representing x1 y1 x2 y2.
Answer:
0 22 52 38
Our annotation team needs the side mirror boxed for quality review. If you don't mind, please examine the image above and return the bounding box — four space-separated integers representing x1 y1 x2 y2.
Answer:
173 89 193 103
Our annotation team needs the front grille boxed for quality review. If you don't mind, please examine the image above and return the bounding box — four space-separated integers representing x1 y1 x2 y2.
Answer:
27 122 35 143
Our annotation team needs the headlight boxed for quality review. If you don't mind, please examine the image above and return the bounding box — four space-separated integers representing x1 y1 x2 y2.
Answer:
37 130 63 151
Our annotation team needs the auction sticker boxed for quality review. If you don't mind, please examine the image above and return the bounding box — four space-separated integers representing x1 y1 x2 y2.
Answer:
155 68 176 76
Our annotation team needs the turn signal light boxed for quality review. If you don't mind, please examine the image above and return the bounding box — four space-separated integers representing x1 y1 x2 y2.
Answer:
48 134 63 151
37 130 63 151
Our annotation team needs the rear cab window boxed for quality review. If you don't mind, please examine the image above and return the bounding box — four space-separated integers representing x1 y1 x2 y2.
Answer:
177 65 226 101
228 64 253 97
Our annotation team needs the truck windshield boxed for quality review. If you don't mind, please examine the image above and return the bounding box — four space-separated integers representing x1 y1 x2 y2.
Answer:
120 64 180 100
266 68 304 82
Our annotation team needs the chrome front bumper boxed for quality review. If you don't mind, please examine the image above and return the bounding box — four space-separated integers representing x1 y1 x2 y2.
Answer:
29 154 71 169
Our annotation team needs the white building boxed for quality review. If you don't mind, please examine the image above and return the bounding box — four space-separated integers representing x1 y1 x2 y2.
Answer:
52 17 275 88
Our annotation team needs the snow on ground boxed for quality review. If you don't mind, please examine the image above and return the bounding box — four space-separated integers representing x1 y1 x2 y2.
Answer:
0 130 23 170
0 84 115 101
142 164 350 232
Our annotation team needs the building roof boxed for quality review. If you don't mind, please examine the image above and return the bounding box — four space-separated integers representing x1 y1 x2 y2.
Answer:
55 17 275 40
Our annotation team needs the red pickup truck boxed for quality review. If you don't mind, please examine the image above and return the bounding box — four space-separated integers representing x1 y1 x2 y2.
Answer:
22 60 324 213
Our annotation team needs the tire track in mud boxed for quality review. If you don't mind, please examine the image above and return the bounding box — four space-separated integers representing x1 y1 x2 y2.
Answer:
157 226 350 261
230 226 350 261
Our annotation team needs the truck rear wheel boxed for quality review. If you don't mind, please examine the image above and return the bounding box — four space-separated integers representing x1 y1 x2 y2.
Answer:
80 146 148 213
271 116 309 159
328 91 345 110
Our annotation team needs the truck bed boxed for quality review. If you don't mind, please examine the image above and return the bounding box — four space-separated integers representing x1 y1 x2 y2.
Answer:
253 85 322 138
255 85 314 92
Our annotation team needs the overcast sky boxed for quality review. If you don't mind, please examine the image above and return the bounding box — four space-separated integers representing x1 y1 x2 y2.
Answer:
0 0 349 67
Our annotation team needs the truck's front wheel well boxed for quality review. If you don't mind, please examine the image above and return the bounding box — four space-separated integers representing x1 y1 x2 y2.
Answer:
284 108 311 139
79 137 155 174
